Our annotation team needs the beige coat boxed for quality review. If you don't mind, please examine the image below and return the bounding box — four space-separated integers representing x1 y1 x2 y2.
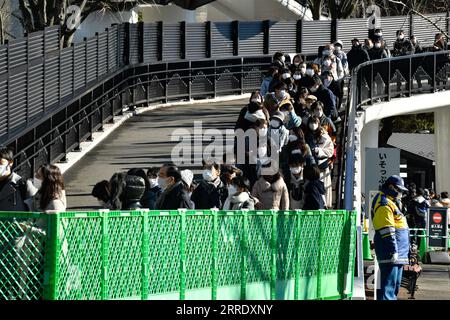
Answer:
251 176 289 210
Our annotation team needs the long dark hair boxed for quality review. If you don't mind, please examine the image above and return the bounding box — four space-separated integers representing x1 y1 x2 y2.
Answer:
127 168 150 191
38 164 65 210
109 172 127 210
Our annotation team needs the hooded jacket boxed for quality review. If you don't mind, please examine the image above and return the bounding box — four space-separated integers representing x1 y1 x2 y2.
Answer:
191 177 227 210
251 176 289 210
222 191 258 211
411 195 430 227
371 190 410 265
0 173 36 212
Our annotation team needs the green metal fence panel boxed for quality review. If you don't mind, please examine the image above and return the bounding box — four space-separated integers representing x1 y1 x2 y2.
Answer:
0 210 356 300
0 212 47 300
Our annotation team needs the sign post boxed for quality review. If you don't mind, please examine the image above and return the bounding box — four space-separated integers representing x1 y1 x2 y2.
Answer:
427 207 449 250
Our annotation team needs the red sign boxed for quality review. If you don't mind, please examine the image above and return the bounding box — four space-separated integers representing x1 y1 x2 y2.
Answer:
433 213 442 224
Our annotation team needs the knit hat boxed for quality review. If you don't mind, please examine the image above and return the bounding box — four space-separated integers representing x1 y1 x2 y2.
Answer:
271 111 285 123
180 169 194 187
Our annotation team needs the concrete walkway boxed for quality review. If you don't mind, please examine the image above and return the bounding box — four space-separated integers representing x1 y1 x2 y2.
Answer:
63 99 246 210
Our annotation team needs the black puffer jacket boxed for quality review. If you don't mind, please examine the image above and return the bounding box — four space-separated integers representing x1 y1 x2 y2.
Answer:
122 175 146 210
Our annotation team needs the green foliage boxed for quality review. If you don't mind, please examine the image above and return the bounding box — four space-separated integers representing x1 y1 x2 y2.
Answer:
391 113 435 133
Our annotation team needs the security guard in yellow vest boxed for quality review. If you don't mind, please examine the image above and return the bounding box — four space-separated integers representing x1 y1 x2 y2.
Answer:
371 175 410 300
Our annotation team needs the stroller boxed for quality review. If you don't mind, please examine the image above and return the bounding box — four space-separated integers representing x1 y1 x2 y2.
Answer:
401 243 422 299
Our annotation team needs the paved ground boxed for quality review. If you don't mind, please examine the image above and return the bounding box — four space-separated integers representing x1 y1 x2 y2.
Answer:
364 259 450 300
64 99 245 210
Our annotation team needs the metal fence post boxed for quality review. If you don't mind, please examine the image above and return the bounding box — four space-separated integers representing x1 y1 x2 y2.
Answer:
294 210 301 300
123 22 130 65
270 210 277 300
180 21 186 60
138 22 144 64
179 209 186 300
100 210 109 300
331 19 337 43
43 213 61 300
206 21 212 58
141 209 149 300
240 210 249 300
263 20 270 55
316 212 324 300
232 20 239 56
157 21 163 61
211 209 218 300
296 20 303 54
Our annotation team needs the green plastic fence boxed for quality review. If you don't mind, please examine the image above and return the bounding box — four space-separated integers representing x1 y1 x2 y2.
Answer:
0 210 356 300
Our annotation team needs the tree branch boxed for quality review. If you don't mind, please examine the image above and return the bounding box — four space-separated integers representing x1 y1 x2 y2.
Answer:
388 0 449 38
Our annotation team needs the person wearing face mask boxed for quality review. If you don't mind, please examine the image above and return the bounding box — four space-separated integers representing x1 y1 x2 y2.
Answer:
92 180 112 209
222 176 258 211
260 67 278 97
180 169 196 209
371 175 410 300
155 164 193 210
307 75 338 121
368 36 389 60
287 154 306 210
297 63 316 89
321 70 342 112
305 116 334 209
252 161 289 210
280 69 296 97
311 101 336 143
272 51 286 70
0 146 36 212
190 161 227 210
268 111 289 155
279 101 302 130
145 167 163 210
347 38 370 71
289 54 304 74
393 30 414 57
235 91 269 131
333 40 349 76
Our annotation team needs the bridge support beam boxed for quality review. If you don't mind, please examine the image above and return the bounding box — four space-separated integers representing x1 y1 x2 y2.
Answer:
434 107 450 194
360 119 380 202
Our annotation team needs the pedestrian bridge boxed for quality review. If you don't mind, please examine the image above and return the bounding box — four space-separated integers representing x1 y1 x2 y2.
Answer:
2 19 450 300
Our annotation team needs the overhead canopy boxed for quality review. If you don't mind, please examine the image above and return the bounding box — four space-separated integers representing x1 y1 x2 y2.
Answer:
149 0 217 10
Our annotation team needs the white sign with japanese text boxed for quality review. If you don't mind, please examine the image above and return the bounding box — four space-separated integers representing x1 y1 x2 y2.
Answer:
365 148 401 219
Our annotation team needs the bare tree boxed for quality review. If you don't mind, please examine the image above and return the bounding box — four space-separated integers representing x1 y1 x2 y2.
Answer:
0 0 11 45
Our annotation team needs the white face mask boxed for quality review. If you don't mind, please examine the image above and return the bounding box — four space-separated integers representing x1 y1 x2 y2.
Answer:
251 98 262 104
305 69 315 77
294 62 300 67
202 169 215 182
149 178 158 188
335 47 342 53
0 164 9 177
228 185 238 197
293 74 302 80
288 134 298 142
281 73 291 80
259 127 268 136
375 32 383 36
322 50 331 56
309 123 319 131
323 60 332 67
280 56 286 63
398 35 404 40
278 90 287 100
157 177 170 190
270 119 281 129
375 43 381 49
290 167 302 175
33 177 42 190
314 110 323 118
